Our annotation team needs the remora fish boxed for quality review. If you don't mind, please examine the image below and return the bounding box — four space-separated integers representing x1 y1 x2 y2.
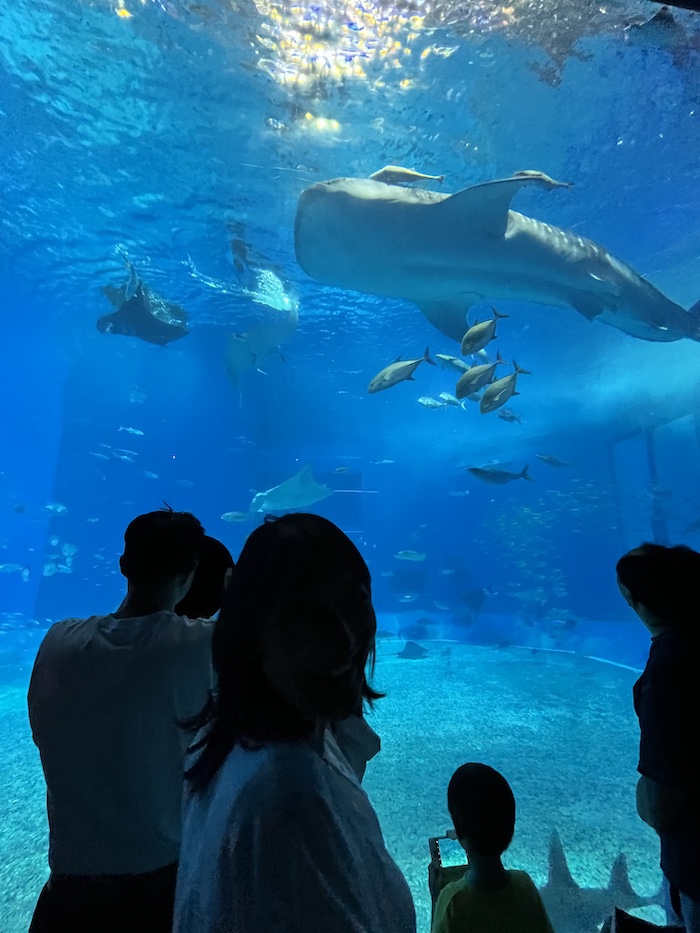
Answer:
295 169 700 343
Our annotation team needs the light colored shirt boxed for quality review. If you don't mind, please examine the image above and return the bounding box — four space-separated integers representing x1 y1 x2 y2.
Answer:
432 868 555 933
27 611 213 876
175 728 416 933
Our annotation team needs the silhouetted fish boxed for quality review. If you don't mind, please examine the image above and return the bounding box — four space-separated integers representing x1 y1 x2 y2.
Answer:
396 641 428 660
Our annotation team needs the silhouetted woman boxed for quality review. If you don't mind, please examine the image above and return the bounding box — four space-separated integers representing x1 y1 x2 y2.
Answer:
173 513 416 933
617 543 700 932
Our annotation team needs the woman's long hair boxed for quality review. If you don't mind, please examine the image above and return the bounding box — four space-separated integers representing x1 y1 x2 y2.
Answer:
182 513 383 793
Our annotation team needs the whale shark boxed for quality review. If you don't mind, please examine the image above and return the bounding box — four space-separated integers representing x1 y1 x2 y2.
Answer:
294 169 700 344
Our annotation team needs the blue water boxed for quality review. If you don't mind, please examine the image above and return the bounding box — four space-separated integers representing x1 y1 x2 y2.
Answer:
1 0 699 928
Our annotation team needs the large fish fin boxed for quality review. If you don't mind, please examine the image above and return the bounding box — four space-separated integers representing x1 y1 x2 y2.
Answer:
608 853 648 909
571 296 606 321
437 171 571 238
419 297 479 342
102 284 127 309
546 829 578 890
297 464 314 485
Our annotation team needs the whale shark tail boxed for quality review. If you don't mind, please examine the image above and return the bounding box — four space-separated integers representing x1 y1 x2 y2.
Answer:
690 299 700 339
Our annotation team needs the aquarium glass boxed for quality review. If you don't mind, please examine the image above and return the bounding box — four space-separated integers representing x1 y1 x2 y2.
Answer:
1 0 699 928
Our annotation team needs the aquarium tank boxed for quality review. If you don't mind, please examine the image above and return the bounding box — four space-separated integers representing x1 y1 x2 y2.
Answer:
1 0 699 928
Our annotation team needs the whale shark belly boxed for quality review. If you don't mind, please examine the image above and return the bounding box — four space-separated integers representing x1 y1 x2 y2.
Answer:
295 180 695 343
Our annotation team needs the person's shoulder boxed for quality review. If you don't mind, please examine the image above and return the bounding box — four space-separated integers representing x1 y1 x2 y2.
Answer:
507 870 550 913
434 877 467 913
507 869 540 891
644 631 696 683
244 741 334 815
151 612 214 650
166 612 215 635
37 616 102 652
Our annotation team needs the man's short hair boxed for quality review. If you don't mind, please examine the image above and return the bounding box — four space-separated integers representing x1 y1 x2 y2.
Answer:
121 507 205 585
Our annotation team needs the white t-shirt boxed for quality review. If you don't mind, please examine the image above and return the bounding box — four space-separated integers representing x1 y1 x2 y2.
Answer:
27 611 213 876
174 728 417 933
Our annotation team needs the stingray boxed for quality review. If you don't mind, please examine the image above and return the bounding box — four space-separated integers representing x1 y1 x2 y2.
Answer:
99 282 189 347
295 169 700 345
224 303 298 401
396 641 429 660
249 464 333 513
538 830 662 933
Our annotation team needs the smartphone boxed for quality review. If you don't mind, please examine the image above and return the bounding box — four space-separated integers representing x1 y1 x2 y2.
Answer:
428 828 459 868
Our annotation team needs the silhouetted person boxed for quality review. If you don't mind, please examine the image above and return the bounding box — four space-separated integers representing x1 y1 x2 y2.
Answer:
28 508 210 933
174 513 416 933
175 535 235 619
431 763 554 933
617 544 700 932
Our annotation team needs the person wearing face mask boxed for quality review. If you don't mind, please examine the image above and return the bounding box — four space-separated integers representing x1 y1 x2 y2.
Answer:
174 512 416 933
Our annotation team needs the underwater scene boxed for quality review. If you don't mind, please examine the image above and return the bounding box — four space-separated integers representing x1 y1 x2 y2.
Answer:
1 0 700 928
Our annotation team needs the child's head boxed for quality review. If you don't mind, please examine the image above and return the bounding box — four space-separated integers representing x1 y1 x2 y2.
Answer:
447 763 515 858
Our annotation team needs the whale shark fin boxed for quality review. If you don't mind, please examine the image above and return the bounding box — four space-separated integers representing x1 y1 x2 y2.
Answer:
571 296 606 321
438 172 570 238
545 829 578 890
419 297 480 342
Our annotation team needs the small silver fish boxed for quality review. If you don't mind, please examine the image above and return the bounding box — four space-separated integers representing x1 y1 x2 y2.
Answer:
394 550 426 562
435 354 470 374
418 396 444 409
535 454 572 468
498 408 522 424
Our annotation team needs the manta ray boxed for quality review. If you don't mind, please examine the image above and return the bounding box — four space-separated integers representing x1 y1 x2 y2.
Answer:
224 303 298 394
100 280 189 346
249 464 333 513
294 169 700 344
